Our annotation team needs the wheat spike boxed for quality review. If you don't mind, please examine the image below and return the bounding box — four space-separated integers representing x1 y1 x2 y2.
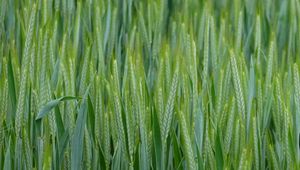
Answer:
224 97 235 154
264 40 274 96
238 148 247 170
103 112 111 169
178 111 196 170
230 50 245 118
253 117 259 170
15 4 36 136
161 64 179 143
235 11 243 51
268 144 280 170
203 17 210 88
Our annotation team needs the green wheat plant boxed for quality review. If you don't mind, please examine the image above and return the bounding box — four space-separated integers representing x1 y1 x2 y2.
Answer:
1 0 300 169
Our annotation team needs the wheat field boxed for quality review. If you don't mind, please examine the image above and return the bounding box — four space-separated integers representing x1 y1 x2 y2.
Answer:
0 0 300 169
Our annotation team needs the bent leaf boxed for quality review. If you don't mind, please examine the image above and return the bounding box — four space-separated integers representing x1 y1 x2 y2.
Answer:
36 96 78 120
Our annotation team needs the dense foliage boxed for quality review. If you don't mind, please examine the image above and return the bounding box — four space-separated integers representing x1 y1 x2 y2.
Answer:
0 0 300 169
